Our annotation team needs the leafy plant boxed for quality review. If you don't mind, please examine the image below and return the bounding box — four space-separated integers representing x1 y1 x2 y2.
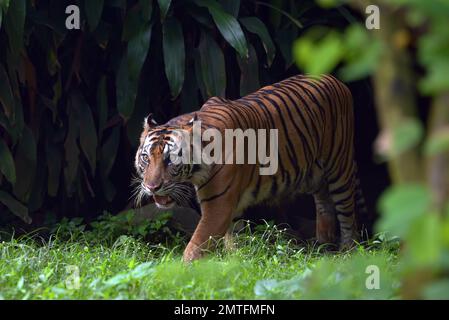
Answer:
0 0 305 223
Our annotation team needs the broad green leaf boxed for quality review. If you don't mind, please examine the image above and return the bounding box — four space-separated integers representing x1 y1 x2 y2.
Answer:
255 1 303 28
240 17 276 66
78 97 98 174
116 50 134 120
140 0 153 21
0 190 31 224
219 0 240 17
0 6 3 30
117 23 152 119
162 18 185 98
293 31 344 75
425 128 449 156
128 22 152 83
85 0 104 31
157 0 172 21
13 126 36 202
195 0 248 58
4 0 25 56
0 64 14 119
0 139 16 184
376 184 431 238
198 32 226 97
122 4 148 41
237 43 260 96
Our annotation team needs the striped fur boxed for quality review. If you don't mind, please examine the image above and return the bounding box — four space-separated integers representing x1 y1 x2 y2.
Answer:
135 74 366 261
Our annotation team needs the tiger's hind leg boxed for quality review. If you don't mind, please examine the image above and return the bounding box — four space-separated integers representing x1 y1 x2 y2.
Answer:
313 183 337 245
327 161 360 250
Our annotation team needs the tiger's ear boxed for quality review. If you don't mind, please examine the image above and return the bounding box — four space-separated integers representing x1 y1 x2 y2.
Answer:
144 113 158 130
187 113 198 126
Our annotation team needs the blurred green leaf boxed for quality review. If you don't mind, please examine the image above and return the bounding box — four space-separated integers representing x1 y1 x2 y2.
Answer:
377 184 431 238
0 64 15 119
0 139 16 184
417 27 449 94
293 30 344 75
339 25 382 81
419 63 449 95
0 190 31 224
195 0 248 58
407 213 442 266
198 32 226 97
85 0 104 31
423 279 449 300
163 18 185 98
240 17 276 67
424 128 449 156
316 0 342 8
392 118 424 157
157 0 172 21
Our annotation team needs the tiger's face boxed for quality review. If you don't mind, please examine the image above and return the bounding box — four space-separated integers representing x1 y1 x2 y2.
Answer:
134 114 200 209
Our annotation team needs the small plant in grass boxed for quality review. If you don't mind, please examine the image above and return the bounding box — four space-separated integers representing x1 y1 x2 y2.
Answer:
50 210 180 246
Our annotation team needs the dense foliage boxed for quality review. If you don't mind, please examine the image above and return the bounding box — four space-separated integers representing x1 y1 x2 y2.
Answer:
293 0 449 299
0 0 314 224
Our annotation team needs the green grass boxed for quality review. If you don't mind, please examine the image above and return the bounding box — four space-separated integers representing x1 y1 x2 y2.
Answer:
0 222 401 300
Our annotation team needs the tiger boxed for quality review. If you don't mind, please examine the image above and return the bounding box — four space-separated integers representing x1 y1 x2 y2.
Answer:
134 74 366 262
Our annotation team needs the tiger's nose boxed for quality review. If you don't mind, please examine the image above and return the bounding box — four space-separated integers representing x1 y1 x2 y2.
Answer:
147 183 162 193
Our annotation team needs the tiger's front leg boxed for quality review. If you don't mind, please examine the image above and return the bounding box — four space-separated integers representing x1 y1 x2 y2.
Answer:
183 182 238 262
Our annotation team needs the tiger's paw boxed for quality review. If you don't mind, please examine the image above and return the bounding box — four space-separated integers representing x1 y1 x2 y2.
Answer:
183 242 203 263
339 239 358 252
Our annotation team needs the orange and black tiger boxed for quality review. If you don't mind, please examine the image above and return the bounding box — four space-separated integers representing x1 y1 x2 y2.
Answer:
135 74 366 262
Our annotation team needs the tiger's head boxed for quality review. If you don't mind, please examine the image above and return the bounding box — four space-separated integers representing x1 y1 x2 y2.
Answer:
134 113 203 209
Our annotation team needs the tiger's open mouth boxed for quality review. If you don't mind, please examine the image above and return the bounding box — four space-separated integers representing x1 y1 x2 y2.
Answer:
153 194 175 209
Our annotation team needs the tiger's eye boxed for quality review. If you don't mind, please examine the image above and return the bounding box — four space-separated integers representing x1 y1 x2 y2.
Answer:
141 153 149 163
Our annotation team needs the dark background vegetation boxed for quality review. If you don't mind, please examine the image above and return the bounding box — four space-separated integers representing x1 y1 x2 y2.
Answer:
0 0 388 233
